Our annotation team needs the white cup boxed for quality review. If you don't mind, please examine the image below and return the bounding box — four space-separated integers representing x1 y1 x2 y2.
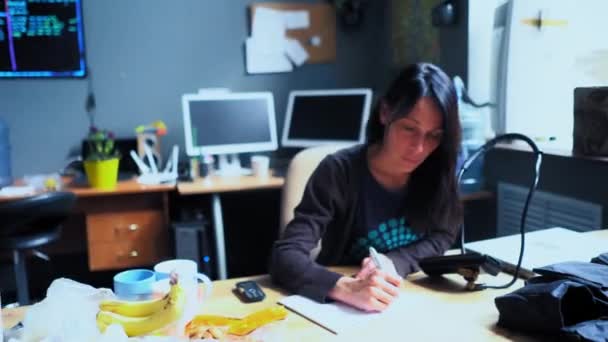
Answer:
153 259 213 334
250 155 270 178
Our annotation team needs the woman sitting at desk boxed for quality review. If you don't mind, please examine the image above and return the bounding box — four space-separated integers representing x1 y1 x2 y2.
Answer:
270 62 463 312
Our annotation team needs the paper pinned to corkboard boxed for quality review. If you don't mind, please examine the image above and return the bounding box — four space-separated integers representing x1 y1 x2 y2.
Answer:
250 2 336 64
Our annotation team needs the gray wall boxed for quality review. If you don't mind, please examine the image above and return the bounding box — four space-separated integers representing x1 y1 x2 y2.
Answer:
0 0 391 176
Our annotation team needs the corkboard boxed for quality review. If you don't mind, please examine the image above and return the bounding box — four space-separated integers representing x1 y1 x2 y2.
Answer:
250 2 336 63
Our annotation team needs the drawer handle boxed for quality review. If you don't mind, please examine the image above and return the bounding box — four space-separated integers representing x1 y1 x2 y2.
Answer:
129 250 139 258
128 224 139 232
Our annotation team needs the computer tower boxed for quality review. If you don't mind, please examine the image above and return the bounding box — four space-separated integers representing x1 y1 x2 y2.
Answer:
172 220 215 279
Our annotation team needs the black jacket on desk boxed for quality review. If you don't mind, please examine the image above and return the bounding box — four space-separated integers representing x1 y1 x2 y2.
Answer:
495 261 608 342
269 145 458 303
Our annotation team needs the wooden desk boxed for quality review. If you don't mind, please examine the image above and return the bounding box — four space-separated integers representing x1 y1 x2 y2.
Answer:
2 267 535 341
1 179 174 271
5 230 606 339
202 269 533 341
177 174 284 280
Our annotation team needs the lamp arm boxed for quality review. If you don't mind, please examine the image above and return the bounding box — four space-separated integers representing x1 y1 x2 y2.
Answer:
458 133 542 253
482 140 542 290
455 133 542 290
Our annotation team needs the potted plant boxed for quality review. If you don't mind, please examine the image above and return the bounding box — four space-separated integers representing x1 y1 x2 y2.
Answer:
83 126 121 190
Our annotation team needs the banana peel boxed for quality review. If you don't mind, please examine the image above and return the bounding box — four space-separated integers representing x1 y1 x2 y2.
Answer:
185 306 289 338
228 306 289 336
187 314 241 327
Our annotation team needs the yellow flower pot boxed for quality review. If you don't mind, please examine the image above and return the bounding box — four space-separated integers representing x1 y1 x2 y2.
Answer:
84 158 120 190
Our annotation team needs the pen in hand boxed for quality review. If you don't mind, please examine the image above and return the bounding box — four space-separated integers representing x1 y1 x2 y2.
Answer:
369 246 383 270
368 246 402 290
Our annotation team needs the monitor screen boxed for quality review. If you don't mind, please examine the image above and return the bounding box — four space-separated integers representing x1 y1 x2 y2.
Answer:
0 0 86 78
281 89 372 148
182 92 278 156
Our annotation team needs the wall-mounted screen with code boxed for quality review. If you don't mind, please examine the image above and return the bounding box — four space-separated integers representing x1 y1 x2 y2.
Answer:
0 0 86 77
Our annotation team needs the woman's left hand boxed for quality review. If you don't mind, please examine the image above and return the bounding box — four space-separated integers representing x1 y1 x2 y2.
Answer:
356 253 401 282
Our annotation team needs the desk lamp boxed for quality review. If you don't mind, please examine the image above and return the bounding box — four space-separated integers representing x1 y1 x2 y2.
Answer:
419 133 543 290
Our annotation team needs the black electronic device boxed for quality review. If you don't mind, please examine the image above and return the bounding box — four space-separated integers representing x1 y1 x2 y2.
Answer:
573 87 608 156
234 280 266 303
0 0 86 78
419 133 543 291
281 89 372 148
172 219 214 279
431 0 457 27
419 253 502 290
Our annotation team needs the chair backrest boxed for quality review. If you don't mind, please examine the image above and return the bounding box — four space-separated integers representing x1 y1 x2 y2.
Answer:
279 145 345 238
0 191 76 237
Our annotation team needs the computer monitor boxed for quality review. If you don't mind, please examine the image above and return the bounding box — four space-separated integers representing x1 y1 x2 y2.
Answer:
281 89 372 148
182 92 278 174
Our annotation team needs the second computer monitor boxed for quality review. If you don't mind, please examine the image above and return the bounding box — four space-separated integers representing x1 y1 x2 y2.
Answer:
281 88 372 148
182 92 278 157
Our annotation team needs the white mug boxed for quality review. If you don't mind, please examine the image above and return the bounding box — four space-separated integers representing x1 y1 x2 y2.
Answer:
153 259 213 329
250 155 270 178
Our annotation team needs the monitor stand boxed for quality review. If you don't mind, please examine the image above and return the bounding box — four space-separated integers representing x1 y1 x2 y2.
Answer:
215 153 252 177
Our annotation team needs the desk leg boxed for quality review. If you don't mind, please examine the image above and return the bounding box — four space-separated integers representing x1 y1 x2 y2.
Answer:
211 193 228 280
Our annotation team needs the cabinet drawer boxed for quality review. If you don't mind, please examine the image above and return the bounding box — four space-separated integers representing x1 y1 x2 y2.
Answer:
86 210 164 243
88 239 168 271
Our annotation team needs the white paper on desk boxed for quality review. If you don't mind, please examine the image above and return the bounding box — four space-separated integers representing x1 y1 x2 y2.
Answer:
0 185 35 196
246 37 293 74
252 7 286 46
284 38 309 66
279 294 407 335
284 10 310 29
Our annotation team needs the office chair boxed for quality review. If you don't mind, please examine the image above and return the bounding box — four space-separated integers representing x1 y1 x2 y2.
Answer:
0 191 76 304
279 145 344 260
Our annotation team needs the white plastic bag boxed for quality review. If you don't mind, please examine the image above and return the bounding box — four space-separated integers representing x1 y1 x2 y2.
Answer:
19 278 116 342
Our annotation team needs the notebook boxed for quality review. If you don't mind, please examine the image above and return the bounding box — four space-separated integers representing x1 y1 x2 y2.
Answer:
279 294 408 335
466 227 607 276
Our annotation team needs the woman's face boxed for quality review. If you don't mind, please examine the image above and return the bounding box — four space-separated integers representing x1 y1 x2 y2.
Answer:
380 97 444 173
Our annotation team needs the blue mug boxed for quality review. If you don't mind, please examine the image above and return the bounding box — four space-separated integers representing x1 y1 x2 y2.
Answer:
113 269 157 300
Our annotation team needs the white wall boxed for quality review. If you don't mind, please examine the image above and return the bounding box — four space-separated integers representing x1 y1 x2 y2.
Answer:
468 0 608 149
502 0 608 149
467 0 506 138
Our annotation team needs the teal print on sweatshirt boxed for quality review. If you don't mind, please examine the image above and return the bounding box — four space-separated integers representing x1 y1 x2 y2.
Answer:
349 217 421 260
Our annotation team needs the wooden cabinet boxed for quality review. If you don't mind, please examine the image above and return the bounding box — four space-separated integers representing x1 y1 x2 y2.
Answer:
88 239 167 270
73 182 172 271
86 210 164 243
1 180 174 271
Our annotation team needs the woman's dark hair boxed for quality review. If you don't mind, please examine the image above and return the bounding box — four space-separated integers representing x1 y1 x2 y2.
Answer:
366 62 463 235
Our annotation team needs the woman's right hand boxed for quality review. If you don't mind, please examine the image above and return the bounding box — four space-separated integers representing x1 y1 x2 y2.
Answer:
327 269 401 312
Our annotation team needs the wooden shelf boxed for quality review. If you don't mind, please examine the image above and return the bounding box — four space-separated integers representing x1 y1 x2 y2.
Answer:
461 190 493 202
64 178 174 197
496 142 608 163
178 174 284 195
